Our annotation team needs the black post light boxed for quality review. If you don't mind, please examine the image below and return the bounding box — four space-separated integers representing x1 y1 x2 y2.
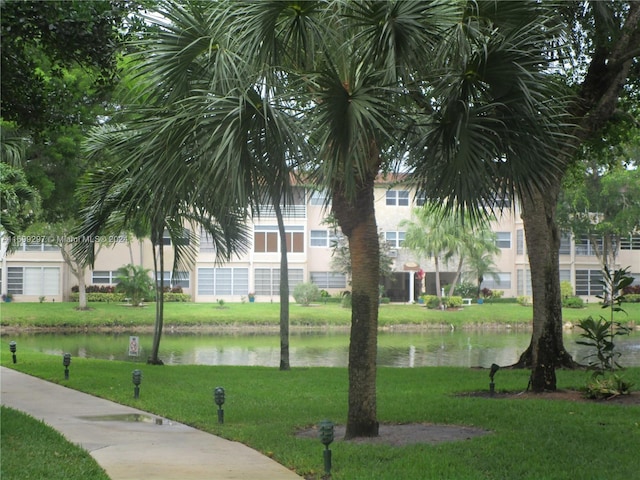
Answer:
63 353 71 380
489 363 500 396
214 386 225 424
9 341 17 364
132 369 143 399
318 419 335 476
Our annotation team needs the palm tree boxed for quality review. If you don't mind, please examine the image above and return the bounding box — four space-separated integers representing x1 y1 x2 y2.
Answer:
462 229 501 299
401 206 460 302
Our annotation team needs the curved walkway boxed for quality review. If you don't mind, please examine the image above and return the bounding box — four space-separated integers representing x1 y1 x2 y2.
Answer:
1 367 302 480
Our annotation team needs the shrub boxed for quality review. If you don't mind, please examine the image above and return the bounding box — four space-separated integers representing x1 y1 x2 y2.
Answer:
481 288 493 299
561 280 574 298
425 296 441 309
445 296 463 308
623 294 640 303
453 281 477 298
563 296 585 308
293 282 320 306
517 295 532 306
380 297 390 304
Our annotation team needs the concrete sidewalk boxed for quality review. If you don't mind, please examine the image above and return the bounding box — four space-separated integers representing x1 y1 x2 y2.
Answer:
0 367 302 480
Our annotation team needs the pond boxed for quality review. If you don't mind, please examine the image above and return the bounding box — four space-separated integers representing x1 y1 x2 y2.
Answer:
5 329 640 368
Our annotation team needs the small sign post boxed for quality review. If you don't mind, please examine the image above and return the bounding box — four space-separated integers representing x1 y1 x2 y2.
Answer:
128 336 140 357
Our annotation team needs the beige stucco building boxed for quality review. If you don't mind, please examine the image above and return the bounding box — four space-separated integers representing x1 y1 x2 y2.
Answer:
3 179 639 303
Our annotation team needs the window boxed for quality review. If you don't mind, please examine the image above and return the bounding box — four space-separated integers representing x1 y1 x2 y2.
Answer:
7 267 59 296
559 269 571 283
199 228 216 253
385 190 409 206
575 235 601 256
309 189 330 206
620 235 640 250
254 226 304 253
559 232 571 255
92 270 118 284
517 269 532 296
19 241 58 252
310 230 339 247
254 268 303 296
576 269 604 296
415 191 426 206
495 232 511 249
159 271 190 289
198 268 248 295
482 273 511 290
385 231 405 248
310 272 347 289
7 267 23 294
163 229 191 246
516 230 525 255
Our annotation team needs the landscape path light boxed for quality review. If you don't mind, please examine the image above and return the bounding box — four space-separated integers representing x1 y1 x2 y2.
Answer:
63 353 71 380
9 341 17 364
132 369 143 399
318 419 335 476
214 386 225 424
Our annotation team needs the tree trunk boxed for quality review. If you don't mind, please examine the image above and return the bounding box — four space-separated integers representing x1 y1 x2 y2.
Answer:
516 187 577 391
274 201 291 371
148 237 164 365
333 170 380 439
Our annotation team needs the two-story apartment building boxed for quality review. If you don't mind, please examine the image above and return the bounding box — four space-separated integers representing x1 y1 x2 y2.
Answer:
3 177 639 303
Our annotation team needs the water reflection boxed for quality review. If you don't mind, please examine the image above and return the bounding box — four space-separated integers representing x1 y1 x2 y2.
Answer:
5 330 640 368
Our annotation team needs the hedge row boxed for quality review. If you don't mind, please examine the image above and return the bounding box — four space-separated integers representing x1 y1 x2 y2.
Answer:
69 292 191 303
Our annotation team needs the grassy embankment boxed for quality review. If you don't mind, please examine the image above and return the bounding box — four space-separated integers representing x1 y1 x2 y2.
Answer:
3 300 638 330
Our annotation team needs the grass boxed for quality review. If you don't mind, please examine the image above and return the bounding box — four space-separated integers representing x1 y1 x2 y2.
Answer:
2 300 638 330
0 405 110 480
2 350 640 480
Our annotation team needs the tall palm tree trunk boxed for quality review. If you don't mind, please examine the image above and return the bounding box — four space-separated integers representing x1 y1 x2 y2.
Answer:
333 171 380 439
149 235 165 365
273 201 291 371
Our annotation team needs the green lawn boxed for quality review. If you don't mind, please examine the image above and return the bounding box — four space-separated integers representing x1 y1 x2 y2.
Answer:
2 300 638 329
1 405 110 480
2 350 639 480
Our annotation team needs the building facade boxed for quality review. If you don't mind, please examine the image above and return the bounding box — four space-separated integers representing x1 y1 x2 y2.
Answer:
3 178 640 303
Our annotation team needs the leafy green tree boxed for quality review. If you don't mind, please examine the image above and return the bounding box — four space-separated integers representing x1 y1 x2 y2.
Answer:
510 1 640 391
0 163 40 253
114 0 575 437
401 206 460 301
116 264 153 307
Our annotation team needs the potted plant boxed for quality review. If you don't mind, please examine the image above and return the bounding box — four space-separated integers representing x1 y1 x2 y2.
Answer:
248 292 255 303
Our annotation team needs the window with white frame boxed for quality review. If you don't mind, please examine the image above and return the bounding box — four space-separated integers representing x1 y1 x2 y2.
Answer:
495 232 511 249
385 231 405 248
163 229 191 246
415 191 426 206
309 189 330 206
385 190 409 206
199 227 216 253
92 270 119 284
481 272 511 290
19 241 59 252
159 271 190 289
310 229 338 247
7 266 59 295
254 226 304 253
254 268 303 296
575 235 601 256
517 269 532 296
198 268 248 295
516 229 525 255
310 271 347 289
620 235 640 250
575 269 604 296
